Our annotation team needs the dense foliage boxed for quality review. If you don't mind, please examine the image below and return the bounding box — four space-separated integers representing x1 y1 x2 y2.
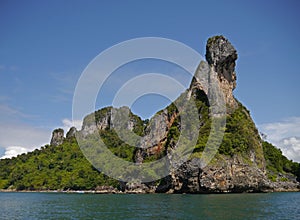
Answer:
0 137 118 190
262 141 300 181
1 93 299 190
219 104 261 156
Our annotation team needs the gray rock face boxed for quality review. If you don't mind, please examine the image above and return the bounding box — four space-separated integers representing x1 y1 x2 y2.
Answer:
50 128 64 146
81 106 142 138
205 35 238 108
66 127 77 139
95 185 119 194
271 175 300 192
135 109 171 163
166 156 272 193
122 182 156 194
81 108 112 137
206 35 237 84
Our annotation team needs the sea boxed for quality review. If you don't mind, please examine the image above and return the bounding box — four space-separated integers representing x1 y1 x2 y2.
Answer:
0 192 299 219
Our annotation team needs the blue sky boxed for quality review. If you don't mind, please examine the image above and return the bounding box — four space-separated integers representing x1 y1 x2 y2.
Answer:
0 0 300 160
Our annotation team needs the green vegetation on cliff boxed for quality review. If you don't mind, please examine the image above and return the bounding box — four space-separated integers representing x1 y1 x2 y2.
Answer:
0 137 118 190
263 141 300 181
1 100 299 190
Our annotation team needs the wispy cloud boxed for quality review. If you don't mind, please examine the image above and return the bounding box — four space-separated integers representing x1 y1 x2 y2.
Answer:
259 117 300 142
0 96 10 102
0 104 36 120
1 146 32 159
62 118 82 131
0 98 81 158
0 100 44 158
9 66 19 71
0 118 83 159
50 71 80 103
0 64 19 72
278 137 300 162
0 117 83 159
0 123 50 159
259 117 300 162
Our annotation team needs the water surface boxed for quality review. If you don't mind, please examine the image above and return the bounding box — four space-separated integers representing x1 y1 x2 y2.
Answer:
1 192 299 219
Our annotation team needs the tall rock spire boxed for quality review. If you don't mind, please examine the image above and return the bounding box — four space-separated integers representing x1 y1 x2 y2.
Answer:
206 35 238 108
50 128 64 146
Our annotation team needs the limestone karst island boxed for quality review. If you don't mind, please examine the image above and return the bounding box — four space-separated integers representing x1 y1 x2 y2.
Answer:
0 36 299 193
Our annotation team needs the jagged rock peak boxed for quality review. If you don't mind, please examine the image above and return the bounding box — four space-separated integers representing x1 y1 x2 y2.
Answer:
204 36 238 108
206 35 237 87
66 127 77 139
81 106 144 138
50 128 64 146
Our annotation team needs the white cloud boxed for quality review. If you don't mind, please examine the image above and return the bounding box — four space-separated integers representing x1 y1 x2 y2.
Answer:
0 124 50 159
278 137 300 162
0 102 51 159
62 118 82 132
0 117 83 159
259 117 300 142
1 146 30 159
259 117 300 162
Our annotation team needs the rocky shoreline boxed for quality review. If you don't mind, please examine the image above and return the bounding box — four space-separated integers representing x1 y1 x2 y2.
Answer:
1 180 299 194
1 188 299 194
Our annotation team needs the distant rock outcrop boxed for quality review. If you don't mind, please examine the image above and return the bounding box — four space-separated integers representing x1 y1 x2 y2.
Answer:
50 128 64 146
66 127 77 139
81 106 143 138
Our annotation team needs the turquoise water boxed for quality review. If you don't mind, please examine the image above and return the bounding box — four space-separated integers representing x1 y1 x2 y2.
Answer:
0 192 300 219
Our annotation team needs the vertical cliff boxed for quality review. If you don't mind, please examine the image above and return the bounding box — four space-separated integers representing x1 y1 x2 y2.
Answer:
206 36 238 108
78 35 299 193
153 36 271 193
